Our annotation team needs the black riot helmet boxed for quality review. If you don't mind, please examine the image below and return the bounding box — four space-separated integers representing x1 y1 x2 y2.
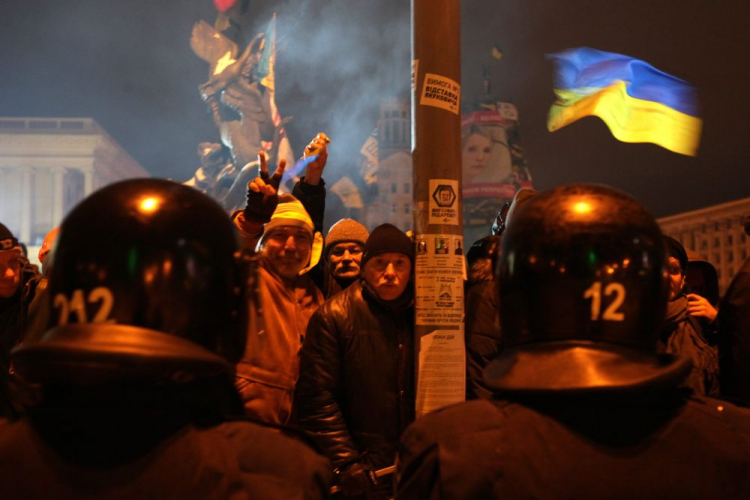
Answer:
12 179 254 386
485 184 691 393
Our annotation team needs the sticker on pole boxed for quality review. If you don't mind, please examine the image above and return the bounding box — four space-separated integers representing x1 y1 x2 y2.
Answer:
429 179 459 225
414 234 464 327
420 73 460 115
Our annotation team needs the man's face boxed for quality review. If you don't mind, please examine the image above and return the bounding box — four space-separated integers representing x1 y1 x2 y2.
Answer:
261 226 312 281
0 250 22 299
667 256 685 301
363 252 412 301
328 242 363 279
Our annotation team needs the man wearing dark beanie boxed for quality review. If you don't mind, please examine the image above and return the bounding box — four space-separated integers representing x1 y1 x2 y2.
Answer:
296 223 415 499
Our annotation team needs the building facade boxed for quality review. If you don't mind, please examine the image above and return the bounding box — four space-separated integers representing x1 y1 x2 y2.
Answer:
658 197 750 294
0 117 148 262
365 99 413 231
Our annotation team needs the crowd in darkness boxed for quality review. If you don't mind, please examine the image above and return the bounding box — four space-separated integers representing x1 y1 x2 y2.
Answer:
0 137 749 498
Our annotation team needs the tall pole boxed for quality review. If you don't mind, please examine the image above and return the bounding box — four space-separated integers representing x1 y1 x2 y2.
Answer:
411 0 465 417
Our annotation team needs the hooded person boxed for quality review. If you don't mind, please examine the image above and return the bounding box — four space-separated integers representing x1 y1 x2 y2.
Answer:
395 184 750 500
296 223 415 499
320 219 370 298
659 236 719 397
0 179 332 498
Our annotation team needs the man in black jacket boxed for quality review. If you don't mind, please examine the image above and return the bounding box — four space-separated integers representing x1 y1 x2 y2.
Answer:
395 184 750 499
296 223 415 499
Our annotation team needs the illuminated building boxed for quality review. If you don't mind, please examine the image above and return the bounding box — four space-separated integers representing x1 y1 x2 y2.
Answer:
0 117 148 262
658 197 750 294
365 99 413 231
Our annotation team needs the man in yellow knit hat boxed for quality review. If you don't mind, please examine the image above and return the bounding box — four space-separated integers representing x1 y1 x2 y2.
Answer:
232 144 326 425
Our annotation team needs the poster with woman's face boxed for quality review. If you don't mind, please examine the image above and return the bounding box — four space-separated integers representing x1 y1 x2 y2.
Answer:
462 107 533 244
462 126 511 186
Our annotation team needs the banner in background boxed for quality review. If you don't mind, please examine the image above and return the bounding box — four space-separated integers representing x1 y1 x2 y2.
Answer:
462 104 532 244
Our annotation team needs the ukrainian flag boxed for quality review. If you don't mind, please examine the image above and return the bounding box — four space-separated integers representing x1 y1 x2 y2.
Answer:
547 47 702 156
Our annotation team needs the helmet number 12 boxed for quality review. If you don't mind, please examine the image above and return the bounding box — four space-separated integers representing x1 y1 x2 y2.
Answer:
583 282 625 321
53 287 115 325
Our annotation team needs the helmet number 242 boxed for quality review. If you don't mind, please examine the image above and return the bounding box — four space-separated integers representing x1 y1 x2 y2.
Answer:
583 282 625 321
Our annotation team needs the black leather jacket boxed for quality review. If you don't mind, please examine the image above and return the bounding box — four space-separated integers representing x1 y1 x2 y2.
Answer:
295 280 415 471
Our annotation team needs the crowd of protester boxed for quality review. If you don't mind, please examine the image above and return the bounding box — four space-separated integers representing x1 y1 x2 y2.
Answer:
0 137 749 498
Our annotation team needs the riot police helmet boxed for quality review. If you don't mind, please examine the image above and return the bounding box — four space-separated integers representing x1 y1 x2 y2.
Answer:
485 184 691 393
12 179 252 386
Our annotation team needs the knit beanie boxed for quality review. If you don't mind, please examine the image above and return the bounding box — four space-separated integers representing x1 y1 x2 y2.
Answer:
325 219 369 258
258 194 322 273
361 223 414 269
0 223 20 252
263 194 314 237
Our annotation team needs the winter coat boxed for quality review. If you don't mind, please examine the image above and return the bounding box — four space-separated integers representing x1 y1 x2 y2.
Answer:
396 393 750 499
719 255 750 405
296 280 415 471
235 262 324 425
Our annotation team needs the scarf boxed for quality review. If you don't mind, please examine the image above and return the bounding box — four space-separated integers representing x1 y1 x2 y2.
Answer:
661 295 719 396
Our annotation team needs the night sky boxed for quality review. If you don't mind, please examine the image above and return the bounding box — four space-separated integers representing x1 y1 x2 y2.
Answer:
1 0 748 217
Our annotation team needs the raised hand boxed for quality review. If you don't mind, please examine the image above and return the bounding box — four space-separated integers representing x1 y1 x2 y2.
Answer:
301 133 330 186
244 151 287 224
687 293 718 322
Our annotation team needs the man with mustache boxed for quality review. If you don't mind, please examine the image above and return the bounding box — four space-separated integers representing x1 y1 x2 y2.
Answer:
320 219 369 298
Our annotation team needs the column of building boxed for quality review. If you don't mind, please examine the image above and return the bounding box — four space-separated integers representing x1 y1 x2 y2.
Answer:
18 166 34 244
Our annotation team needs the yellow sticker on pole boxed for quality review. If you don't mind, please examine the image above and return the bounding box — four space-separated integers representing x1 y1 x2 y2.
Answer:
420 73 461 115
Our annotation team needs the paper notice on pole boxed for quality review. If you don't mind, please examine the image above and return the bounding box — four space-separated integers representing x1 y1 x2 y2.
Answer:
420 73 460 115
416 329 466 416
429 179 459 226
414 234 464 326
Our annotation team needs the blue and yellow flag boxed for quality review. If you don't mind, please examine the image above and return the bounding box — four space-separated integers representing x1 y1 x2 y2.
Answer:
547 47 701 156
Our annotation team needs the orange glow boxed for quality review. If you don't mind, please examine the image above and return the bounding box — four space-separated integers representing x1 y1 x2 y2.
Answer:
717 405 724 412
573 201 593 214
138 196 162 214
